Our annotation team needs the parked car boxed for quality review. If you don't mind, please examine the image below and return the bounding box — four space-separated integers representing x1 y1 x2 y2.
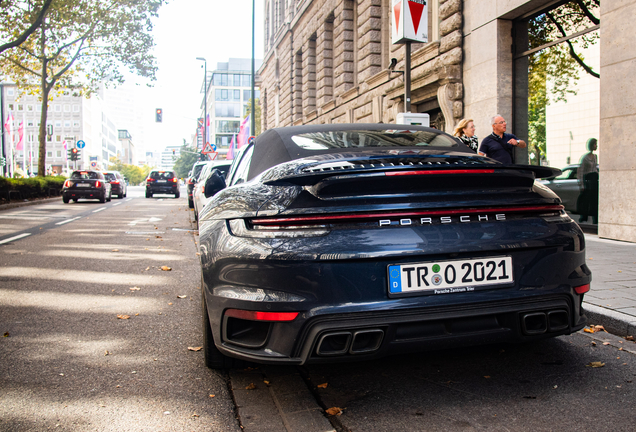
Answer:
145 170 180 198
192 160 232 224
198 124 591 369
187 161 210 208
62 170 112 203
103 170 127 199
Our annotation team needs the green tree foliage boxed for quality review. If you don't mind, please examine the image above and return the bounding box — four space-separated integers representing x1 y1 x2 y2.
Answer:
244 98 261 136
172 145 200 179
0 0 163 177
526 0 599 164
0 0 53 54
108 157 151 186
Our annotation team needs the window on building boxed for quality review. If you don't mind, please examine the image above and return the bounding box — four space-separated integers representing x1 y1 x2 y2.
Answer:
54 105 61 112
64 105 70 112
7 88 14 96
55 121 61 127
17 104 23 111
215 103 241 117
64 121 71 127
513 0 600 167
27 120 34 127
215 89 228 101
73 105 80 112
56 135 61 142
27 104 33 111
213 73 228 86
56 150 62 158
47 151 53 158
215 120 240 134
8 103 13 110
242 75 251 87
47 135 52 142
232 74 241 86
234 89 241 100
73 121 80 128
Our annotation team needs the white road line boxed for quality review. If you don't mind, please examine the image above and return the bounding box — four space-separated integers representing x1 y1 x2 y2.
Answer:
125 198 133 202
112 203 122 206
92 207 107 213
0 233 32 245
55 217 81 225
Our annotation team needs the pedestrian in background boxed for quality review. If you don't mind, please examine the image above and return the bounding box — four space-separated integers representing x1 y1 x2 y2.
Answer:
453 118 478 152
478 115 526 164
576 138 599 224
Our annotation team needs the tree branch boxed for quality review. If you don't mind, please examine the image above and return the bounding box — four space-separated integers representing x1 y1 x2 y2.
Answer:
0 0 54 54
575 0 599 25
547 12 599 79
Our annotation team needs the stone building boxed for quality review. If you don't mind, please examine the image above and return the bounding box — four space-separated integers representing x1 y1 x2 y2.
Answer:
258 0 636 243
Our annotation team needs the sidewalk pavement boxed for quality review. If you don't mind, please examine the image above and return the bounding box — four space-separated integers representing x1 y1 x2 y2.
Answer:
583 233 636 337
0 196 61 211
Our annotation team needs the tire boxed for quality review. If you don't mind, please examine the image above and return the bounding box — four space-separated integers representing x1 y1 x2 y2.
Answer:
175 191 180 199
188 198 194 209
107 192 112 202
63 196 70 203
118 194 123 199
202 284 239 369
99 193 106 203
146 191 152 198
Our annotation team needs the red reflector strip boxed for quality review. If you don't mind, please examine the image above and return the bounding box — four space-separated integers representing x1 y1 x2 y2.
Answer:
251 205 565 226
385 169 495 176
574 284 590 294
225 309 299 322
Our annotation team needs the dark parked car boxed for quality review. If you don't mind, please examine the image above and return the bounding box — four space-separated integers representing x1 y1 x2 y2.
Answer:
192 160 232 224
198 124 591 369
537 164 580 213
187 161 210 208
103 170 127 199
62 170 112 203
145 170 180 198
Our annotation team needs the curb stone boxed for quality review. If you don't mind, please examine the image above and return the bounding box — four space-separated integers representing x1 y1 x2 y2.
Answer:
583 303 636 337
0 196 62 211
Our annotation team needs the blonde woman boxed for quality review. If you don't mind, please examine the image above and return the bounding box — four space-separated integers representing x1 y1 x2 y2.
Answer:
453 119 478 152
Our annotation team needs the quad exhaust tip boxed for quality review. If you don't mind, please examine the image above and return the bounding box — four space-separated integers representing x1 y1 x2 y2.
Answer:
521 310 570 335
316 329 384 356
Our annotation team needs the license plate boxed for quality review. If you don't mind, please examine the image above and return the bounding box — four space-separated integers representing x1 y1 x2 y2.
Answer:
77 183 90 187
157 180 167 183
388 256 513 295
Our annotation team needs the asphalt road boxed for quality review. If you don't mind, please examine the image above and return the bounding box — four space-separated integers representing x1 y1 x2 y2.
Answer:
0 187 240 431
2 187 636 432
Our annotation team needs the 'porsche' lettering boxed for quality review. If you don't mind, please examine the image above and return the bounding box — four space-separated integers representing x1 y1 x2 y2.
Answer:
378 214 507 227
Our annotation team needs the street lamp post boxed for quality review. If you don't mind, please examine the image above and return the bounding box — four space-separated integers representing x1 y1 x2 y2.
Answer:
196 57 207 158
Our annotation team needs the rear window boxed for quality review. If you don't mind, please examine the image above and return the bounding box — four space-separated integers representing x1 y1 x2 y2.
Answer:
290 130 458 150
71 171 101 180
104 173 117 181
192 164 206 180
150 171 175 180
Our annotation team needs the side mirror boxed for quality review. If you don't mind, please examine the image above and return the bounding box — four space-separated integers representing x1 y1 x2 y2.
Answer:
204 169 226 198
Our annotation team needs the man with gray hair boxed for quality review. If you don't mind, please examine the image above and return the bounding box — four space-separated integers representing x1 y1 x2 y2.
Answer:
478 115 526 164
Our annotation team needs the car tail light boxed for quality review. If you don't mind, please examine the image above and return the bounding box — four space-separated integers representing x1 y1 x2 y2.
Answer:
224 309 299 322
64 180 71 188
172 177 178 183
95 181 101 187
385 169 495 177
574 284 590 294
146 177 154 182
111 180 120 184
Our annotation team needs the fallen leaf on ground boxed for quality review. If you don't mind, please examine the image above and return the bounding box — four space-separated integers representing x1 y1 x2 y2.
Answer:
584 328 595 333
3 332 9 337
104 350 110 356
117 314 130 320
161 266 172 271
484 376 491 379
144 267 150 271
603 342 611 345
209 394 215 398
317 383 328 389
168 302 173 305
245 383 257 390
593 325 607 332
129 287 141 291
326 407 343 416
177 295 187 299
264 380 270 386
111 249 119 252
188 346 202 351
191 414 200 418
586 361 605 368
156 236 162 238
626 336 634 341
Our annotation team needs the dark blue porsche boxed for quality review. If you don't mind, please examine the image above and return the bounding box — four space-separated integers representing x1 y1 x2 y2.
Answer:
198 124 591 368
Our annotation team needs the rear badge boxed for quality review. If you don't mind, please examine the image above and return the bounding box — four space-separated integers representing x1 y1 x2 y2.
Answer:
379 214 506 226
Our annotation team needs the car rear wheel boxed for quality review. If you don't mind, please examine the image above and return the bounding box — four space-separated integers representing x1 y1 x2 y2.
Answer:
202 285 240 369
188 198 194 208
107 192 112 202
146 191 152 198
63 196 70 203
175 191 180 199
99 194 106 203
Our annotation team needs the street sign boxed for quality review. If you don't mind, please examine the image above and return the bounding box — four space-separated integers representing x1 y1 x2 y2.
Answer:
392 0 428 44
90 161 97 168
76 140 86 149
201 142 214 154
211 143 217 151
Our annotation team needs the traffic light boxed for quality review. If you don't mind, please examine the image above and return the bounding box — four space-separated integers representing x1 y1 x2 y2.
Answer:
70 147 79 161
156 108 163 122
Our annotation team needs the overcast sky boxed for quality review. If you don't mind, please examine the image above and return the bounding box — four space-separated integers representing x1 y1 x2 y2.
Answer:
130 0 264 155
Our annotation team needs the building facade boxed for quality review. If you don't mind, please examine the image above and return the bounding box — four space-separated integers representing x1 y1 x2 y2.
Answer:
258 0 636 243
1 83 121 175
199 58 262 152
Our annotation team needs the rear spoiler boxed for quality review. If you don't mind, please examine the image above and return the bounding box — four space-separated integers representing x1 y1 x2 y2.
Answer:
263 164 562 187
